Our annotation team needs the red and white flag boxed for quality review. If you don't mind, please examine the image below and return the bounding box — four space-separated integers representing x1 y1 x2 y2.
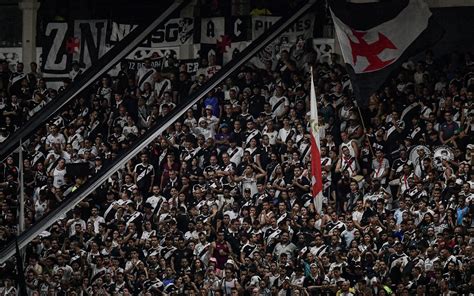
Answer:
310 69 323 214
329 0 443 106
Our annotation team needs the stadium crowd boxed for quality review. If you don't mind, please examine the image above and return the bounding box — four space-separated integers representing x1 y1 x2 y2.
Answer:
0 40 473 295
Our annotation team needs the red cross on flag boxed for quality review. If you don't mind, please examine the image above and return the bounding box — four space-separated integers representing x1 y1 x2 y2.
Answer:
329 0 443 106
310 69 323 214
66 37 80 55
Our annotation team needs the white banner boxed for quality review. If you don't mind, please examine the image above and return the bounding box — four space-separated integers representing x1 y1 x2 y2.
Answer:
42 22 69 73
200 17 225 44
109 18 194 47
252 13 314 42
252 16 280 40
73 19 109 70
151 18 194 47
312 38 335 63
223 41 250 65
124 47 179 71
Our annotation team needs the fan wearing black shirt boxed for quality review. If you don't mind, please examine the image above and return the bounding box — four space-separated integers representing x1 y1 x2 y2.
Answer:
248 85 265 119
133 153 155 195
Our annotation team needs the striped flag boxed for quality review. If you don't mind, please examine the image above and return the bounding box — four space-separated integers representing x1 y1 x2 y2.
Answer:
310 69 323 214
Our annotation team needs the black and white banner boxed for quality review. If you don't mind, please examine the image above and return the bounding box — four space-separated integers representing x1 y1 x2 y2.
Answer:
226 17 251 42
252 16 280 40
181 58 200 77
223 41 250 65
124 47 179 71
200 17 225 44
312 38 335 63
40 13 314 77
42 18 194 75
73 20 109 70
42 22 70 74
108 18 194 47
252 13 314 42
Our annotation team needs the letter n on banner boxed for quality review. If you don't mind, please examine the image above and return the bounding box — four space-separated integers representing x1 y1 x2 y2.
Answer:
74 20 109 70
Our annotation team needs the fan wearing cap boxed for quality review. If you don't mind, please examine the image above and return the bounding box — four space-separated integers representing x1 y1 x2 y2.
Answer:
192 116 215 139
203 103 219 127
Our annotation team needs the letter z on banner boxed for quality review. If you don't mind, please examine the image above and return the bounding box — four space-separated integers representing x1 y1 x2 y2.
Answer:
42 22 69 74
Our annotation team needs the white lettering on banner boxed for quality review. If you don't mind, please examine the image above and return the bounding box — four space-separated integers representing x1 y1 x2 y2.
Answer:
252 16 280 39
110 22 138 42
74 20 108 69
43 22 68 72
150 18 194 47
234 18 242 37
125 47 179 71
252 14 314 41
109 19 194 47
127 60 163 71
185 60 199 74
37 12 314 78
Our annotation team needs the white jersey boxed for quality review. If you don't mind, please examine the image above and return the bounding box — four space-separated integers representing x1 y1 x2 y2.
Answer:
269 95 289 118
227 146 244 166
136 67 156 91
52 167 66 188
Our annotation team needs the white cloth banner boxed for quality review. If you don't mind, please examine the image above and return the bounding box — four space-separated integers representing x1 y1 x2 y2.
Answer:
200 17 225 44
223 41 250 65
252 13 314 42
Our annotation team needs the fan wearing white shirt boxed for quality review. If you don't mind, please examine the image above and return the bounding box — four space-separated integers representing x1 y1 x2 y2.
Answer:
45 124 66 151
269 86 289 119
136 58 157 91
153 72 172 101
227 137 244 166
87 207 105 234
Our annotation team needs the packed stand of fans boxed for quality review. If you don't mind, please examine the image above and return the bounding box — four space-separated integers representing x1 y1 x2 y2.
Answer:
0 43 473 295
